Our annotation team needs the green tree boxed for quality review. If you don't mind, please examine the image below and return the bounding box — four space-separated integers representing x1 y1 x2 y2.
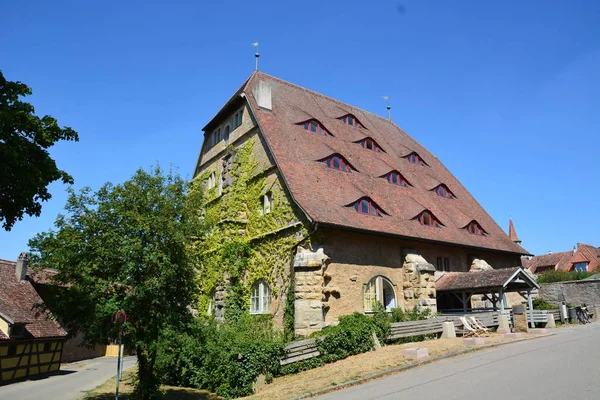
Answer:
29 167 202 399
0 71 79 230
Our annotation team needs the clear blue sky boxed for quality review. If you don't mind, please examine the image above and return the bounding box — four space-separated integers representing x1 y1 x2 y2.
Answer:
1 0 599 260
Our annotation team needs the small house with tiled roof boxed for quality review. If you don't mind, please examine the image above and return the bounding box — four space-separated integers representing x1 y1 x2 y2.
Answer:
525 243 600 274
0 254 66 384
194 72 529 336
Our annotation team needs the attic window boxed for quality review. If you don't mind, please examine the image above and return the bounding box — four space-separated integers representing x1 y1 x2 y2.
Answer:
404 152 426 166
414 210 442 227
319 154 355 172
432 184 455 199
382 171 410 187
465 221 487 236
355 138 382 152
350 197 385 217
339 114 364 129
299 119 332 136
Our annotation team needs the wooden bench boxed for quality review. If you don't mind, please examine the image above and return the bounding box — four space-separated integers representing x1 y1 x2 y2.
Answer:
388 317 447 340
280 338 320 366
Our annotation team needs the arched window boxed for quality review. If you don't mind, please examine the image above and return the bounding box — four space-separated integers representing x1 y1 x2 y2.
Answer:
250 280 272 314
382 170 410 187
355 137 382 152
338 114 365 128
432 184 454 199
403 152 426 166
319 154 355 172
364 276 396 312
298 119 332 136
349 197 385 217
413 210 443 227
464 220 487 236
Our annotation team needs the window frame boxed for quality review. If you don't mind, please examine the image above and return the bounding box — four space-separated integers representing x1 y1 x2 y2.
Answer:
298 119 332 136
364 276 397 312
382 170 409 187
339 114 365 129
404 152 426 166
436 257 451 272
573 262 589 272
351 197 384 217
250 280 272 315
356 137 382 152
433 184 455 199
465 220 487 236
262 191 273 215
320 154 355 172
414 210 442 227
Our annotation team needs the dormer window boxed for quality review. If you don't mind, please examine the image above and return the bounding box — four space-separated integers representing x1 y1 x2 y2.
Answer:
299 119 332 136
349 197 385 216
432 184 455 199
339 114 364 129
464 220 487 236
413 210 443 227
355 138 383 152
403 152 427 166
382 171 410 187
319 154 355 172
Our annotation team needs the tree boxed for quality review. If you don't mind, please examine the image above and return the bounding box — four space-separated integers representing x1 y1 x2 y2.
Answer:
29 167 202 399
0 71 78 230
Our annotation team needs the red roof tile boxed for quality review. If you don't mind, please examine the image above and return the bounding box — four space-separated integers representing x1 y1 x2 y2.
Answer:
210 72 531 255
0 259 66 340
436 267 538 292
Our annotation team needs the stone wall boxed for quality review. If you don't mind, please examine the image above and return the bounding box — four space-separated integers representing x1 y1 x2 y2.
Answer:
538 279 600 307
293 246 329 337
402 251 437 313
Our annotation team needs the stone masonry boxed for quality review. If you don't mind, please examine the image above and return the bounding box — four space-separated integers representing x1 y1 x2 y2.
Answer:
293 246 330 337
402 250 437 313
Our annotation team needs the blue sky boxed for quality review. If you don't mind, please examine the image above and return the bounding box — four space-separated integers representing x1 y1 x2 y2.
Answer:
1 0 599 260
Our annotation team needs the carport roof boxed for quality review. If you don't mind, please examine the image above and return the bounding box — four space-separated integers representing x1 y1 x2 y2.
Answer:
436 267 540 294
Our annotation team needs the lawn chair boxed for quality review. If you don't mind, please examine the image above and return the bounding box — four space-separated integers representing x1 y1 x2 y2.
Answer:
469 316 491 334
459 317 480 337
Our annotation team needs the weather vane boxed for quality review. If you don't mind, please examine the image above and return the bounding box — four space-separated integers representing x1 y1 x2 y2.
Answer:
252 42 260 71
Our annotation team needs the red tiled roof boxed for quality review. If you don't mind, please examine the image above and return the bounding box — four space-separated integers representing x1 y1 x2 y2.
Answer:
236 72 528 255
436 267 538 292
0 259 66 340
525 251 572 273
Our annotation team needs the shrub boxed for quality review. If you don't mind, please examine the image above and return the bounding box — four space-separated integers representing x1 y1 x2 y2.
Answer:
155 315 284 399
532 298 557 310
537 270 593 284
317 313 376 363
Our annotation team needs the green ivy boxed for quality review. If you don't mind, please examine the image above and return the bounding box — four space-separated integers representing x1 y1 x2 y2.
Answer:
188 138 308 320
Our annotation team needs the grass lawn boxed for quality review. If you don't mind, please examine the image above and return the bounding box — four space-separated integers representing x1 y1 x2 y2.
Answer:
81 368 223 400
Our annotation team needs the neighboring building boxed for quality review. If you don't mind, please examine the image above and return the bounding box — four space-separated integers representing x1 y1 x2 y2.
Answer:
194 72 529 336
524 243 600 274
0 254 67 384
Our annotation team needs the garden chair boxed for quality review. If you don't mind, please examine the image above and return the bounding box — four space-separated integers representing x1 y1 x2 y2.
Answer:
469 316 491 334
459 317 480 337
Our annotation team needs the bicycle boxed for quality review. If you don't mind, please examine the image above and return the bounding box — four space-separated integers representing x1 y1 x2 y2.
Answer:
575 304 591 324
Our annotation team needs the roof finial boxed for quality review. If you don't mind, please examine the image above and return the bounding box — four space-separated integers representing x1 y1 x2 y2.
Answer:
252 42 260 71
382 96 391 120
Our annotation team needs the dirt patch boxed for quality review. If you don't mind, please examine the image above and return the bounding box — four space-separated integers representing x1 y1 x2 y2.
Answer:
81 368 222 400
243 333 530 400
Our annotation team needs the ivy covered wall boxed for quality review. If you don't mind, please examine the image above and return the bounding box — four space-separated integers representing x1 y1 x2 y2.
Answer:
189 132 309 329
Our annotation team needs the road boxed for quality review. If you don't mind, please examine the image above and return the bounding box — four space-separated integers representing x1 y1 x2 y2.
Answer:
316 323 600 400
0 356 136 400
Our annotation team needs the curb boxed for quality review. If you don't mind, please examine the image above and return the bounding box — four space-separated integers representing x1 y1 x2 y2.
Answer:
291 333 555 399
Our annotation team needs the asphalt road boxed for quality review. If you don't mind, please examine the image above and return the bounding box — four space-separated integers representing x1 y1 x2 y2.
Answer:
316 323 600 400
0 356 136 400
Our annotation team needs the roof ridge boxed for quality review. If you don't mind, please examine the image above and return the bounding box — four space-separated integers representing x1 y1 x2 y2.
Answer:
254 71 398 128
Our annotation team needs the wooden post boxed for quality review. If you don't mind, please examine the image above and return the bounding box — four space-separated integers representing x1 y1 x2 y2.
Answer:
499 288 505 313
461 292 467 313
527 289 534 328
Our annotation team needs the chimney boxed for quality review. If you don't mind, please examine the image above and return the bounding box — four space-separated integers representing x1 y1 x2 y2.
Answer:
252 80 272 111
15 252 29 281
